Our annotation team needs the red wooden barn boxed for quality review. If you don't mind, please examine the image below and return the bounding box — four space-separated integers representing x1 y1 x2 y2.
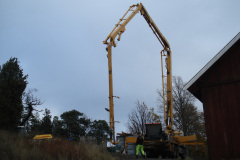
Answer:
185 32 240 160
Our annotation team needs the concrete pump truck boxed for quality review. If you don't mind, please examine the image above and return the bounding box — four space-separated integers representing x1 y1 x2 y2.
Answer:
103 3 198 158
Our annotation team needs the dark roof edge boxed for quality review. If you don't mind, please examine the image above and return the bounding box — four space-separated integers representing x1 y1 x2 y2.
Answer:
184 32 240 90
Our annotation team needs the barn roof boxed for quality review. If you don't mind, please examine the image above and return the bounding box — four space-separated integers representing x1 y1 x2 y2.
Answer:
185 32 240 100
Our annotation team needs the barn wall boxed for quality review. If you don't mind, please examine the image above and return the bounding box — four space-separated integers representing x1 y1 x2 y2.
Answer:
200 40 240 88
198 40 240 159
202 83 240 159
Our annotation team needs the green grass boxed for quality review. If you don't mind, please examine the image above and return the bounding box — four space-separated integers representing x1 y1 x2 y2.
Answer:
0 130 115 160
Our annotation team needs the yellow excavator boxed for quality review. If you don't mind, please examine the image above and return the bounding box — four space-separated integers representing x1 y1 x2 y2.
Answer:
103 3 201 158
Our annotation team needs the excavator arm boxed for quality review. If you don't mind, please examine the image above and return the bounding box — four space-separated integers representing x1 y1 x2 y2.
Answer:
103 3 173 144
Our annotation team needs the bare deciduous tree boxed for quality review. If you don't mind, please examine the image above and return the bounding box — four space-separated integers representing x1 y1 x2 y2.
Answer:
127 100 161 135
157 76 205 137
20 89 43 126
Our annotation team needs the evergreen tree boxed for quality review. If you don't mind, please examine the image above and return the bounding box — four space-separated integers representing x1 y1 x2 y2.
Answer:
40 109 52 134
88 120 109 144
0 57 28 131
52 116 67 137
60 110 90 140
29 112 41 134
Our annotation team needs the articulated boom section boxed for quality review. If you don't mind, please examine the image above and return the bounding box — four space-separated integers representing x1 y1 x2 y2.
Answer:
103 4 141 47
140 5 170 50
141 3 173 135
103 3 173 144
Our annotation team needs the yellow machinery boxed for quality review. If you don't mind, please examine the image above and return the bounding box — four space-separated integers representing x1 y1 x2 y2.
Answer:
33 134 52 140
103 3 173 145
103 4 204 158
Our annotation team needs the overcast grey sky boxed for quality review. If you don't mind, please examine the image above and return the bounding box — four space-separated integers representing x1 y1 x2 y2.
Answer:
1 0 240 135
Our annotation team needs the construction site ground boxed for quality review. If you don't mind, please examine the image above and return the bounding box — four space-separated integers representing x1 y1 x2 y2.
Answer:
111 153 180 160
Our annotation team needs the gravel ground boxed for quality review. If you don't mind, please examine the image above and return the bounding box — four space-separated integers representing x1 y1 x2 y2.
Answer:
111 153 179 160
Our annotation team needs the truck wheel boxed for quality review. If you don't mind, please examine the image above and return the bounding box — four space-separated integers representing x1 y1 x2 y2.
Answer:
161 155 167 159
145 151 149 158
146 151 154 158
180 153 186 159
174 150 178 158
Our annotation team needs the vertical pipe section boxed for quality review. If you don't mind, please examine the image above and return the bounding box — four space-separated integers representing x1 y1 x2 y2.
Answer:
166 50 173 129
107 42 115 143
161 50 166 124
107 41 120 145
